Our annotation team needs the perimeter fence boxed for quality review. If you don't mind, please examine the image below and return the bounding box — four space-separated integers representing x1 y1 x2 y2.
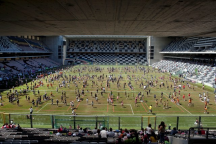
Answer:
1 113 216 130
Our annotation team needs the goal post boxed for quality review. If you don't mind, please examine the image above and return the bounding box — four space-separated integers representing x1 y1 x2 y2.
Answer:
53 115 109 129
0 112 10 125
142 116 156 130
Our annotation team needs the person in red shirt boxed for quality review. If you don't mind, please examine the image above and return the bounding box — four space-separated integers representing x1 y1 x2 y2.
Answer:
58 127 63 132
188 93 190 97
200 128 205 135
183 94 185 101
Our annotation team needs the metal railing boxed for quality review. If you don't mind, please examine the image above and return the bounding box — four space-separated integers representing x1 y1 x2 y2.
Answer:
1 113 216 130
187 127 216 144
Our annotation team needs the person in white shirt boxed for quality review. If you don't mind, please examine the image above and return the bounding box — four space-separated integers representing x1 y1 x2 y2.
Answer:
100 127 107 138
78 127 84 133
203 96 207 102
143 85 146 90
29 106 33 114
199 93 201 98
72 109 75 115
146 124 152 137
207 98 210 104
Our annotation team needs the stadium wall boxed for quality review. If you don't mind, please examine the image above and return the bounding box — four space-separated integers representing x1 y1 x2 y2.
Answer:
40 36 63 65
149 37 172 65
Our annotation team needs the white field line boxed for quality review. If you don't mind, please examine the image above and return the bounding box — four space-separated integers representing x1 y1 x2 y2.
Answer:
36 103 49 113
178 105 192 115
164 92 192 115
130 104 134 115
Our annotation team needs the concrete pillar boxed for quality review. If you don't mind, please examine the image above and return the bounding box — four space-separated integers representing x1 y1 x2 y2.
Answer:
149 37 172 65
62 37 67 65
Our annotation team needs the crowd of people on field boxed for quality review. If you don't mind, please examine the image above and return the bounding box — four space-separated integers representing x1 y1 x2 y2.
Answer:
0 65 214 117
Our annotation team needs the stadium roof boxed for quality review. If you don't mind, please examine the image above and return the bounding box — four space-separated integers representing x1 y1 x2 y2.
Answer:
0 0 216 37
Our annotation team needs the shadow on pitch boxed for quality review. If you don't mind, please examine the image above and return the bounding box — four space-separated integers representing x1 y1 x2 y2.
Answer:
149 113 156 115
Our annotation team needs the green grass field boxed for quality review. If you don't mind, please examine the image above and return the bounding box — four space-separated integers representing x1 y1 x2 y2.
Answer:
0 65 216 130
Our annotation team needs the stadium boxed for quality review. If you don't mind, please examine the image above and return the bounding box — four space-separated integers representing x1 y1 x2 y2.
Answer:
0 0 216 143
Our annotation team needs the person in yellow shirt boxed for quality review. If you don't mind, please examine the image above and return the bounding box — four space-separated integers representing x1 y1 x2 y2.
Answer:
149 105 152 114
149 131 158 142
